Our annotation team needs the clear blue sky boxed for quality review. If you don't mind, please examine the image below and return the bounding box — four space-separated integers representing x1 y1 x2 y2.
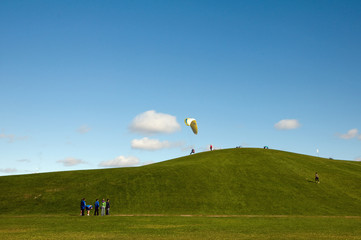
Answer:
1 0 361 175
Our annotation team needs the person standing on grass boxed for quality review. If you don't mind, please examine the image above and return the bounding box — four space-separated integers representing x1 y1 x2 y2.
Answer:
106 199 110 215
315 172 320 183
94 199 99 216
210 145 213 151
80 198 86 216
101 199 106 216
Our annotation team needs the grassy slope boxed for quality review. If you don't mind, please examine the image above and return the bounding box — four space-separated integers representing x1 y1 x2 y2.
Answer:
2 215 361 240
1 148 361 216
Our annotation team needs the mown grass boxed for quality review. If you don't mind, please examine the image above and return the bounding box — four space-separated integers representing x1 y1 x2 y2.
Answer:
1 215 361 240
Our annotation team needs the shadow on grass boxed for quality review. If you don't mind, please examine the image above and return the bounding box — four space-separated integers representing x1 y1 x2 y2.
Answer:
306 179 317 184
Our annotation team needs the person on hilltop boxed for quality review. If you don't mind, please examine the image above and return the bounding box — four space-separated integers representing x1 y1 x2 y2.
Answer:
80 198 86 216
190 149 195 155
210 145 213 151
94 199 99 216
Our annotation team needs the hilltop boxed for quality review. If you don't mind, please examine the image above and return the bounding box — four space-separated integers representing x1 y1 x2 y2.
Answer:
1 148 361 216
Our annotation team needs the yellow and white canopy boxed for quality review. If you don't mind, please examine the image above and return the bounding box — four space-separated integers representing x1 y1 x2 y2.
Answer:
184 118 198 135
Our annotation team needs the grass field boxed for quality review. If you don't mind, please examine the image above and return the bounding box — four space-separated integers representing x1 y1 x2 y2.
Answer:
1 148 361 239
1 148 361 216
1 215 361 240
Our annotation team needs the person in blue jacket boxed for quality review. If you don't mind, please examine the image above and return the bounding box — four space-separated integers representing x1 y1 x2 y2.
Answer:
94 199 99 216
86 205 93 216
80 198 86 216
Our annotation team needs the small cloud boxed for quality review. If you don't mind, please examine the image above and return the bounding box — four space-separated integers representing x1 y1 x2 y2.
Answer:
0 132 28 143
0 133 15 142
131 137 170 150
99 156 139 168
131 137 183 151
274 119 301 130
57 157 87 166
17 159 31 163
77 125 91 134
0 168 18 173
338 128 358 139
129 110 181 135
354 157 361 161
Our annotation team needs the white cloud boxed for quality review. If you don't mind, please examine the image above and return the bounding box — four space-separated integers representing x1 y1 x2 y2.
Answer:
131 137 183 150
0 133 28 143
57 157 87 166
0 168 18 173
132 137 170 150
99 156 139 167
77 125 91 134
0 133 15 142
355 157 361 161
17 159 31 163
274 119 301 130
338 128 358 139
129 110 181 135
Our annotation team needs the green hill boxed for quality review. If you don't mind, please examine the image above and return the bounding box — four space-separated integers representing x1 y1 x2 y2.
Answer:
1 148 361 216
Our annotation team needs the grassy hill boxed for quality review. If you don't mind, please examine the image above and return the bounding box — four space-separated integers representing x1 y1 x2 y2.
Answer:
1 148 361 216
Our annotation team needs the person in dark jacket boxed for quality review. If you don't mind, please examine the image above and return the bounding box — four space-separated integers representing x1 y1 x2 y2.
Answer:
106 199 110 215
80 198 86 216
94 199 99 216
315 172 320 183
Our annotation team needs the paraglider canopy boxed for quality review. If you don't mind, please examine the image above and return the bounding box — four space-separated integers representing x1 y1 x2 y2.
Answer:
184 118 198 135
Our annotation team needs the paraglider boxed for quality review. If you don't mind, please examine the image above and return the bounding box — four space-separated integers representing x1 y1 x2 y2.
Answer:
184 118 198 135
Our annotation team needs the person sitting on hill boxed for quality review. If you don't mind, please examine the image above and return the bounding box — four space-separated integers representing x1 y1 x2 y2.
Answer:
190 148 195 155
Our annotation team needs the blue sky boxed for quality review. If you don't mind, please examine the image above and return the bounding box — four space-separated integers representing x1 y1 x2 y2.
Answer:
1 0 361 175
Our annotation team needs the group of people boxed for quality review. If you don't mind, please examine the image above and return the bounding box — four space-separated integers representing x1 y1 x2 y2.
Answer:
80 198 110 216
190 145 214 155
